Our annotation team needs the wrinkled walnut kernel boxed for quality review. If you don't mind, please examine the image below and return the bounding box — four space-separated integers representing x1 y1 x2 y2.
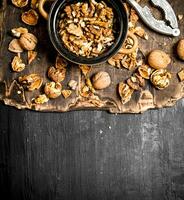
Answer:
34 94 49 104
44 82 62 99
59 0 115 58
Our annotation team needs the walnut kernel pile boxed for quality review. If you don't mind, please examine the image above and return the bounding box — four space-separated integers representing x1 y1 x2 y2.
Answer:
58 0 115 58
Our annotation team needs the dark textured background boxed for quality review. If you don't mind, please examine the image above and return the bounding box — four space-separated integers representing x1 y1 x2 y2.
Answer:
1 101 184 200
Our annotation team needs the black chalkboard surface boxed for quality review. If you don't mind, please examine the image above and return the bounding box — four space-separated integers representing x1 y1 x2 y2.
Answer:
1 101 184 200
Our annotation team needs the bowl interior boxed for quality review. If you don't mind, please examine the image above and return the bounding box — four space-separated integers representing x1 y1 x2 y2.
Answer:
48 0 128 65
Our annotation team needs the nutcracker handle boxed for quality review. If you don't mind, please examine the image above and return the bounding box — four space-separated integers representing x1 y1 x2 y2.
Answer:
38 0 52 20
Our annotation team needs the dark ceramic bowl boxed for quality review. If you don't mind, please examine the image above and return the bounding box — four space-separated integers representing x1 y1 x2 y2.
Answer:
39 0 128 65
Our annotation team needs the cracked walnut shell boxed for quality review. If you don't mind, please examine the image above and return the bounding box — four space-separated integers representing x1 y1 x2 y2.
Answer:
138 65 153 80
150 69 172 90
21 9 39 26
19 33 38 51
11 55 25 72
18 74 43 91
48 66 66 82
44 82 62 99
12 0 28 8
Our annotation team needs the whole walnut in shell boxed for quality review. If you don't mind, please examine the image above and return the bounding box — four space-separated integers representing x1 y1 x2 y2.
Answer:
19 33 37 51
177 39 184 60
148 50 171 69
44 82 62 99
92 71 111 90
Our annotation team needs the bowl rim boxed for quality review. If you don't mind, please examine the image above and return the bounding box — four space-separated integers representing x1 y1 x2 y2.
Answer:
48 0 128 65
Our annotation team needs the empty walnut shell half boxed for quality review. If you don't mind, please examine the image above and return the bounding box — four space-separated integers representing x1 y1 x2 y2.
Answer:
8 39 24 53
138 65 153 80
119 32 138 54
11 27 28 38
11 55 25 72
19 33 38 51
48 66 66 82
12 0 28 8
118 82 134 104
21 9 39 26
44 82 62 99
18 74 43 91
150 69 172 90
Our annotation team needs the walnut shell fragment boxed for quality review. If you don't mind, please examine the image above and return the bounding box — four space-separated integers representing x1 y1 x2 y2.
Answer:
118 82 134 104
31 0 39 9
34 94 49 104
8 39 24 53
11 27 28 38
55 55 68 69
11 55 26 72
127 73 145 90
68 80 78 90
178 69 184 81
21 9 39 26
150 69 172 90
44 82 62 99
48 66 66 82
12 0 28 8
61 90 72 99
138 65 153 79
92 71 111 90
18 74 43 91
28 50 37 64
79 65 91 77
134 26 148 40
19 33 38 51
